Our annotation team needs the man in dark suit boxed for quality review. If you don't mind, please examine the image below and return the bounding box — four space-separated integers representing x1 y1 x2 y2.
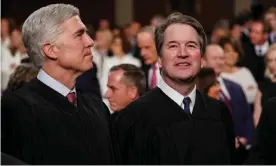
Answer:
136 26 161 91
115 13 236 164
247 97 276 164
203 44 255 163
1 4 118 164
240 20 272 84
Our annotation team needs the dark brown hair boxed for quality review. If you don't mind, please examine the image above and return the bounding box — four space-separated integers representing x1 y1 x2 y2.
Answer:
110 64 146 96
155 12 207 56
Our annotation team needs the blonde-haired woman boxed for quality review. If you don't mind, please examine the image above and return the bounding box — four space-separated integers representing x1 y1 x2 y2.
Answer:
254 44 276 127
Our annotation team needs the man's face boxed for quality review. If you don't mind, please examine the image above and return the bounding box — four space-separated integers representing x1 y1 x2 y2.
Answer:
104 70 136 112
250 22 267 45
1 19 9 37
137 32 158 65
10 30 22 48
54 15 94 74
203 46 225 75
265 13 276 31
160 23 202 83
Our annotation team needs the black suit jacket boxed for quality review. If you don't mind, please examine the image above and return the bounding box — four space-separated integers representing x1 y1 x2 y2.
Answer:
115 88 236 164
1 79 118 164
247 97 276 164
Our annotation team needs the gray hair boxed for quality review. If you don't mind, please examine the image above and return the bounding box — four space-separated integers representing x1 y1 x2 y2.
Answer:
22 4 79 68
155 12 207 57
138 26 155 39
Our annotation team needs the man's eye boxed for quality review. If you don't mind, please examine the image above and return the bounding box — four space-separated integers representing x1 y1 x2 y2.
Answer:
169 45 177 48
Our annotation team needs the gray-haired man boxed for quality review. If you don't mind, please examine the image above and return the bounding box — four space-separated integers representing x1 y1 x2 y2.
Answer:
1 4 118 164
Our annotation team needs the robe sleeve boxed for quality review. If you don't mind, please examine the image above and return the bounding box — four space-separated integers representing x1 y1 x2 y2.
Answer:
1 92 43 164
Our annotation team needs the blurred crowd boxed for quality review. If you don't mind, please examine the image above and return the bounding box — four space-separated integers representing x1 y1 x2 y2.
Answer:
1 4 276 164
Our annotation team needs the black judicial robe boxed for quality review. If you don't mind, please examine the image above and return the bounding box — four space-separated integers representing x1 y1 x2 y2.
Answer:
1 78 118 165
115 88 236 164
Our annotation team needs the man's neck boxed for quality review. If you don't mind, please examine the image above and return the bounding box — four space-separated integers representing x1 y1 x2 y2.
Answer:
163 76 195 96
42 64 79 90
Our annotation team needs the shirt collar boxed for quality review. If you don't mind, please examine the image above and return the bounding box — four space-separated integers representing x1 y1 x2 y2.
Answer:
158 78 196 113
37 69 76 97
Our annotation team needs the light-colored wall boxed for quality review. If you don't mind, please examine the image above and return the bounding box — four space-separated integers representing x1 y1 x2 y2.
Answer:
115 0 133 26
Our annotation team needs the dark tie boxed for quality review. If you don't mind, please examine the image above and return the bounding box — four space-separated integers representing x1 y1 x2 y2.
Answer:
67 92 76 105
183 97 191 114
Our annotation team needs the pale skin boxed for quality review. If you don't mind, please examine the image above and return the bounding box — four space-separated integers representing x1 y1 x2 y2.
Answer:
159 23 201 96
42 15 94 89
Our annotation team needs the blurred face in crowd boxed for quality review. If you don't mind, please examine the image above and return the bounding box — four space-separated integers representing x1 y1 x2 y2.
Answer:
95 31 111 49
130 22 141 37
203 45 225 76
223 43 239 67
207 82 221 100
137 31 158 65
10 29 23 48
160 23 202 83
99 19 109 30
231 24 242 40
111 37 124 55
265 12 276 31
46 15 94 74
250 22 268 45
105 70 137 112
1 19 9 38
267 49 276 75
211 28 228 43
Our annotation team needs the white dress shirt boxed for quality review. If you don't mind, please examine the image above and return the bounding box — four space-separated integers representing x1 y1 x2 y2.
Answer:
37 69 76 97
158 78 196 114
148 62 162 88
217 76 231 100
255 41 269 56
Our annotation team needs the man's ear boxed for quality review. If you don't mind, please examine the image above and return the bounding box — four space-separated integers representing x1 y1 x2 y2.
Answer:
201 57 206 68
42 43 59 60
128 86 138 100
157 57 162 69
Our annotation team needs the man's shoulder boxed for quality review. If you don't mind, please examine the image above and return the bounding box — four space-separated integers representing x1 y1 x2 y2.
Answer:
115 88 164 123
263 97 276 116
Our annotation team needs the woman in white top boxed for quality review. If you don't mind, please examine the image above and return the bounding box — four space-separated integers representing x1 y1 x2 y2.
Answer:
100 33 141 97
219 37 258 105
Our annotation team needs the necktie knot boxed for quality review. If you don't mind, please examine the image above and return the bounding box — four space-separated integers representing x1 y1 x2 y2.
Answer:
182 97 191 114
67 92 76 105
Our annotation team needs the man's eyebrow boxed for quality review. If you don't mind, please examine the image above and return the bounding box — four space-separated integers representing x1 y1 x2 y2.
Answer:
186 41 199 45
73 27 87 36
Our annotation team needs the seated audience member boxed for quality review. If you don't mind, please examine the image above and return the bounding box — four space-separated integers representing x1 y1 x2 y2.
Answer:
219 37 258 106
104 64 146 116
253 44 276 127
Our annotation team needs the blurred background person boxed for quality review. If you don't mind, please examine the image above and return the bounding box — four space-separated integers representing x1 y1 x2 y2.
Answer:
104 64 146 115
1 18 11 48
150 14 165 30
196 67 221 100
253 44 276 127
137 26 161 91
240 20 272 84
1 26 27 92
210 19 230 44
98 19 110 31
219 37 258 107
3 64 38 95
203 44 254 162
92 29 113 79
101 31 141 103
264 7 276 44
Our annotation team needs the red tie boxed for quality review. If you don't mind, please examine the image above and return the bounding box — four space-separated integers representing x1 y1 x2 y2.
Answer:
220 91 233 113
67 92 76 105
151 64 157 89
